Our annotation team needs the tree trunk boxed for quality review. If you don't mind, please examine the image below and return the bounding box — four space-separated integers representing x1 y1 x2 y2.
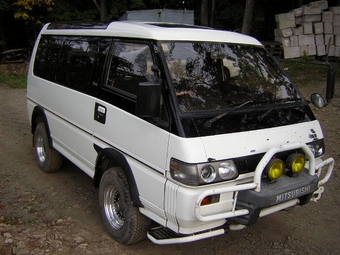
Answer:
201 0 209 26
92 0 108 21
241 0 255 35
100 0 108 21
210 0 215 27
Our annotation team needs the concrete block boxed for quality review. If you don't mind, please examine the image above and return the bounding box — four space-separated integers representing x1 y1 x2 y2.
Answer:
326 45 335 56
300 45 308 56
278 20 296 29
335 47 340 57
335 35 340 46
274 29 281 38
324 22 333 34
293 26 304 36
334 15 340 25
298 34 315 46
300 45 316 56
330 7 340 15
308 44 317 56
322 11 333 22
315 34 324 45
290 36 299 47
294 7 303 17
281 37 291 47
313 22 323 34
283 46 301 59
316 44 326 56
303 14 322 23
281 28 293 37
325 34 334 45
334 25 340 35
275 12 295 22
303 6 321 15
295 17 303 25
303 23 313 34
310 1 328 10
275 36 281 43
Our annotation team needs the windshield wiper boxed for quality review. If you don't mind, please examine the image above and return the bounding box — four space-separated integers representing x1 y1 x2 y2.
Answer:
257 98 300 122
203 100 253 128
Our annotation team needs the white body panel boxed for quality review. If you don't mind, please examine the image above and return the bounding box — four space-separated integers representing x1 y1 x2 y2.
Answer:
27 21 334 244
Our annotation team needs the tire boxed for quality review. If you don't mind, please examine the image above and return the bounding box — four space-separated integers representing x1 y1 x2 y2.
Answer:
33 122 62 173
99 167 151 244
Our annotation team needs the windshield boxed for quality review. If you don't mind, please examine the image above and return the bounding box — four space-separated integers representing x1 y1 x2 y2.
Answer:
161 42 301 113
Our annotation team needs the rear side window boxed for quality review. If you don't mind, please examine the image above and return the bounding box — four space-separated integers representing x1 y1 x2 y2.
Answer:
34 35 110 94
55 38 98 92
34 36 62 81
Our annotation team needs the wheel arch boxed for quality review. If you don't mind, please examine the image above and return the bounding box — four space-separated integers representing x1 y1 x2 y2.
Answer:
93 144 143 208
31 106 53 146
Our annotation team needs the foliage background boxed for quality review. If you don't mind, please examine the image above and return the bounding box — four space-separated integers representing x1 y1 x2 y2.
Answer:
0 0 340 53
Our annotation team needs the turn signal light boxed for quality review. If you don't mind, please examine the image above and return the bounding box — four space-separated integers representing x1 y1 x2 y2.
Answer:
200 194 220 206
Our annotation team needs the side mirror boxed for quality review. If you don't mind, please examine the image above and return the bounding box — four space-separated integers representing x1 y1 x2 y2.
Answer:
136 81 161 117
310 93 326 108
326 68 335 103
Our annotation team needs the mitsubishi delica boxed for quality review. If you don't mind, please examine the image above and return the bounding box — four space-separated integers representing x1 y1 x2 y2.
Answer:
27 21 335 245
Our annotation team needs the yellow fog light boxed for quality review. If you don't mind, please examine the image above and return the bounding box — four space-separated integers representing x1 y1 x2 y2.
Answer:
264 158 285 180
286 153 305 174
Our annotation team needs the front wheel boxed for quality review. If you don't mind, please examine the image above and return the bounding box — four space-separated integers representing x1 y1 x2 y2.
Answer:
99 167 151 244
33 122 62 173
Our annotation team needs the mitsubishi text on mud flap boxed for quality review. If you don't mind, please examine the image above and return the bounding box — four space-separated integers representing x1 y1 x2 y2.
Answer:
26 21 335 245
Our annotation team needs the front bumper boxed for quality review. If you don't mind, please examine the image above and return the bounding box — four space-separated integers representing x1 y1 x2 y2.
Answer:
194 142 334 222
148 142 334 245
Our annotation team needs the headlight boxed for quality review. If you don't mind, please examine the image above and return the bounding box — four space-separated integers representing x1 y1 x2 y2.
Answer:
307 139 324 157
219 161 238 180
170 159 239 186
200 165 216 183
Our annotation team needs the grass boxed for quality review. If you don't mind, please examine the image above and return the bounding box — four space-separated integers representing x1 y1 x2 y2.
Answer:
280 59 340 87
0 75 27 89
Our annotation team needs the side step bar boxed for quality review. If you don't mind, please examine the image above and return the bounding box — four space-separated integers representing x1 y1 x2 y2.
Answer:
147 226 225 245
147 198 303 245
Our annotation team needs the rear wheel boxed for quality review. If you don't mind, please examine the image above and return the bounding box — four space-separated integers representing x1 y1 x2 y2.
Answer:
33 122 62 173
99 167 151 244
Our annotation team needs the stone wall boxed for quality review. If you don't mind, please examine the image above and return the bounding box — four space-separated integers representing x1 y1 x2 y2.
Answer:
275 0 340 59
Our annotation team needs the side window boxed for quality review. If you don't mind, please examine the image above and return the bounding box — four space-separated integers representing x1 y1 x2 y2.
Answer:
55 38 98 93
34 36 63 81
105 42 156 99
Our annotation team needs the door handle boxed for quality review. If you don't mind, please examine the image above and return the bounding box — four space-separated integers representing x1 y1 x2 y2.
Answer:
94 103 107 124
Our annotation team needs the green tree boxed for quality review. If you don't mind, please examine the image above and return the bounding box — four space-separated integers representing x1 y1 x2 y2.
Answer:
14 0 54 25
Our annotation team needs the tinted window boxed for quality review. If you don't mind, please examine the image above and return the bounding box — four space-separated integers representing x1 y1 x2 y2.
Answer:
105 42 156 99
34 36 110 95
55 38 99 92
34 36 62 81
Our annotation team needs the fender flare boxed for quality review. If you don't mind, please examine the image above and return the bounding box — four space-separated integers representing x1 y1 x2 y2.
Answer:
93 144 142 207
31 106 53 146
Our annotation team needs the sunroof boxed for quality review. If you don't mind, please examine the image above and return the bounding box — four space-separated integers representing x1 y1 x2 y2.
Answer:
47 21 111 30
148 23 212 30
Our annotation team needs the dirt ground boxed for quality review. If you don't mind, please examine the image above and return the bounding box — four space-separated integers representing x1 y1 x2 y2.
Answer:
0 65 340 254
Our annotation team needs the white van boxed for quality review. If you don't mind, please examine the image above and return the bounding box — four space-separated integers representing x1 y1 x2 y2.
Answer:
27 21 335 245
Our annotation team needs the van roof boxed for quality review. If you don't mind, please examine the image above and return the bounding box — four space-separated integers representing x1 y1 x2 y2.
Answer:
42 21 262 46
